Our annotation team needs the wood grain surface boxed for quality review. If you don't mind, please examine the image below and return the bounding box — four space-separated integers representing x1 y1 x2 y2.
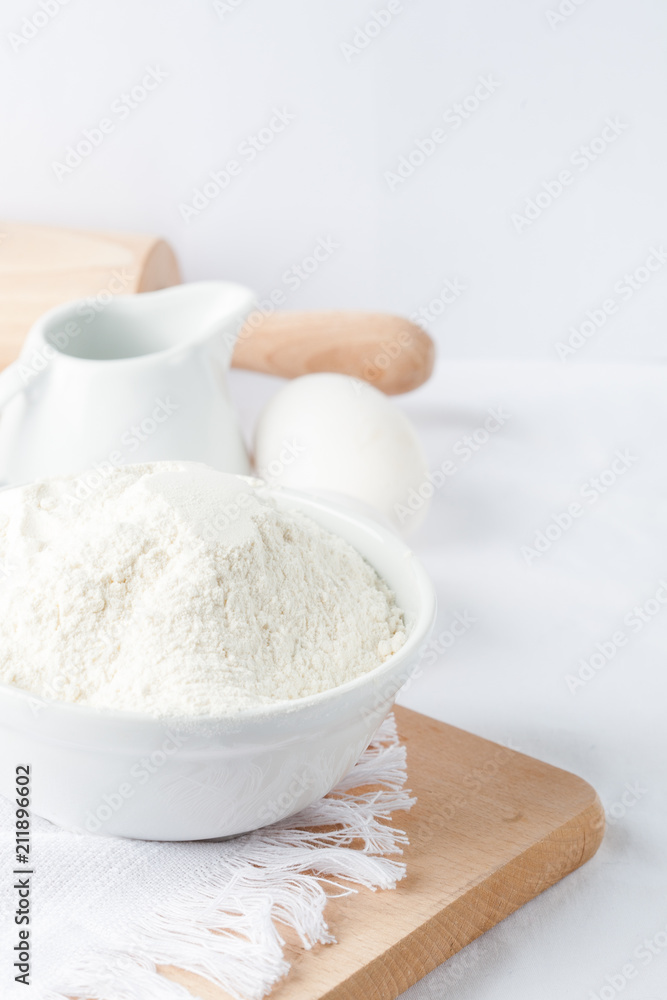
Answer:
232 309 434 395
160 706 605 1000
0 221 181 367
0 222 433 393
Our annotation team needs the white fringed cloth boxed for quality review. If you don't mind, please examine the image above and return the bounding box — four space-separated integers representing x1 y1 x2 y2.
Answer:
0 714 413 1000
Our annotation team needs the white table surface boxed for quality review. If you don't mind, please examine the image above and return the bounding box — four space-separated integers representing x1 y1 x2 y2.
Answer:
231 358 667 1000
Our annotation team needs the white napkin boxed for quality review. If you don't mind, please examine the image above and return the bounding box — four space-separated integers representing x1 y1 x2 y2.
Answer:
0 714 412 1000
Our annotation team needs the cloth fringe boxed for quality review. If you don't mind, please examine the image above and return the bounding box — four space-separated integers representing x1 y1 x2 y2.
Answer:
40 713 414 1000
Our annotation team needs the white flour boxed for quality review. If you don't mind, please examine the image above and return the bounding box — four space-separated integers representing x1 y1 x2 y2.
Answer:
0 462 406 717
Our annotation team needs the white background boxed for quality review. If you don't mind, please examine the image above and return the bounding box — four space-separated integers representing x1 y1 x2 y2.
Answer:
2 2 667 999
1 0 666 360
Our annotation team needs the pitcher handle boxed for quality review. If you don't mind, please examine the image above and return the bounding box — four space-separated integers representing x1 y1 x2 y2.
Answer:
0 363 28 410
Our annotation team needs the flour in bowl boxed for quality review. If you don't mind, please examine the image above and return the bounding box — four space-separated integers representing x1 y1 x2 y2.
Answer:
0 462 407 716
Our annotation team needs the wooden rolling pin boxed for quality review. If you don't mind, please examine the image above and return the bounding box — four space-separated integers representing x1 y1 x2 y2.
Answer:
0 222 433 395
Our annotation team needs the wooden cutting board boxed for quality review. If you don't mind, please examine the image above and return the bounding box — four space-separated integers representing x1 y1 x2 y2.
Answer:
161 706 605 1000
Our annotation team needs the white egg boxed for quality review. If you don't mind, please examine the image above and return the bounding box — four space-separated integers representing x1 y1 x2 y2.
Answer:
253 373 431 534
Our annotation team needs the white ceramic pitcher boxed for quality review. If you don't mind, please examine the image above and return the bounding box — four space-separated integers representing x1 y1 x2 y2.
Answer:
0 282 256 485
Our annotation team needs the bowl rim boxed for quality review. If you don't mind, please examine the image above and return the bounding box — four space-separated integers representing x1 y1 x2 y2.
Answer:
0 478 437 727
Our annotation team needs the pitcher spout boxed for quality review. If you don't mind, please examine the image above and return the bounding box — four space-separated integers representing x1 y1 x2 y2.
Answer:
33 281 257 366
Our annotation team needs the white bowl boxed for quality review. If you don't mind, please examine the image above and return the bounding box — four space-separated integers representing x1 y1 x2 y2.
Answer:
0 488 436 840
